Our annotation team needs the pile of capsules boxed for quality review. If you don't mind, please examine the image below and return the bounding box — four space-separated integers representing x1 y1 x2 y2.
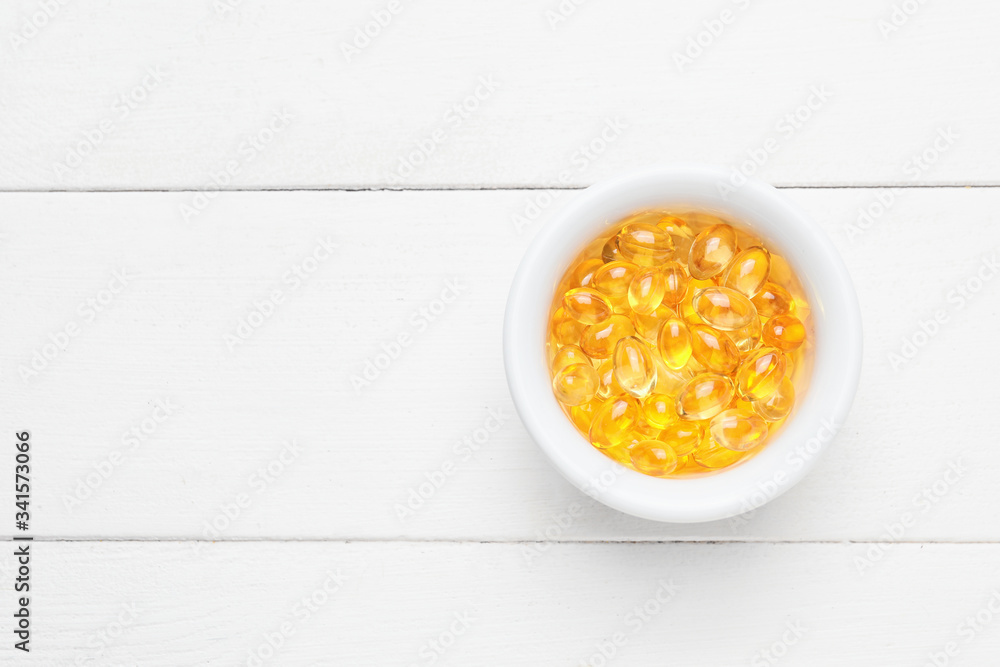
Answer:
547 210 812 477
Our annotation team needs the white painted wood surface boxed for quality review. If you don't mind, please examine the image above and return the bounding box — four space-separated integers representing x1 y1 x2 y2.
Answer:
2 0 998 663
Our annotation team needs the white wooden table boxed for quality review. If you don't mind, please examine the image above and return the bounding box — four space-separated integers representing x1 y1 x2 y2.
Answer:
2 1 999 664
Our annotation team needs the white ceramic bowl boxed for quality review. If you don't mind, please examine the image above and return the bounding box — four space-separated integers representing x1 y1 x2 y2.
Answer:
503 165 862 523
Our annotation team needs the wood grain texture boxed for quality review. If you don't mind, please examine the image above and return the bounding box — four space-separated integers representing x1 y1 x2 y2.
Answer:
0 0 997 189
1 187 997 541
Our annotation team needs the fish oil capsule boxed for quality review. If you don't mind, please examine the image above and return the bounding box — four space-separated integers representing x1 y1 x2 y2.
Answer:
595 359 623 398
593 261 639 311
693 286 758 331
552 363 600 406
688 224 738 280
551 344 591 371
581 314 635 359
724 246 771 297
658 421 703 456
752 282 793 318
731 316 762 353
613 336 657 398
573 258 604 288
736 347 787 400
762 314 806 352
657 317 692 370
693 432 745 469
551 308 586 346
752 376 795 421
631 304 675 342
675 373 735 421
562 287 614 325
630 440 678 476
710 408 768 451
628 269 667 315
616 223 674 266
659 261 689 306
689 324 741 374
657 216 695 258
642 393 676 429
569 401 596 432
589 395 639 449
601 237 622 263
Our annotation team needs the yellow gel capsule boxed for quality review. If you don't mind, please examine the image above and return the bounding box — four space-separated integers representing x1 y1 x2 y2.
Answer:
589 395 639 449
657 216 695 258
710 408 769 451
593 261 639 311
595 359 623 399
569 402 596 432
724 246 771 297
752 376 795 422
762 314 807 352
581 314 635 359
630 440 678 477
657 317 692 370
552 363 600 406
752 282 794 318
628 269 667 315
731 316 762 353
688 223 738 280
631 304 674 342
651 355 691 395
551 307 586 346
573 258 604 288
660 261 689 306
612 336 657 399
601 237 622 263
736 347 787 400
642 393 676 429
551 344 591 371
562 287 614 325
616 223 675 266
658 421 703 457
675 373 735 421
693 286 758 331
692 433 745 469
689 324 741 374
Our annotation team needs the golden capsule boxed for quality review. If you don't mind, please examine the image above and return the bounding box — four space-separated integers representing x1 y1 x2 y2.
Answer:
752 376 795 422
595 359 622 399
693 286 758 331
551 307 586 346
693 432 746 469
616 223 674 266
656 215 695 258
731 316 762 353
762 314 806 351
656 317 692 370
658 421 703 457
589 395 639 449
569 401 596 432
562 287 614 325
659 261 689 306
628 269 667 315
710 408 768 451
551 344 592 372
612 336 657 399
688 223 738 280
573 258 604 288
675 373 734 421
641 393 676 429
631 304 674 342
630 440 678 477
736 347 787 400
601 237 622 263
581 314 635 359
724 246 771 297
552 363 600 406
689 324 741 374
752 282 794 318
593 261 639 311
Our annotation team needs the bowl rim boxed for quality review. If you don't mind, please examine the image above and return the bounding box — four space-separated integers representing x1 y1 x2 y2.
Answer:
503 164 863 523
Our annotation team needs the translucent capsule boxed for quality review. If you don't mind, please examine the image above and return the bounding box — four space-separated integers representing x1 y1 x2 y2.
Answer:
631 304 674 342
569 401 596 432
689 324 741 374
593 261 639 311
641 393 676 429
693 286 758 331
552 363 600 406
658 421 703 456
589 395 639 449
581 315 635 359
551 344 591 371
710 408 768 451
562 287 614 325
659 261 689 306
601 237 622 263
595 359 622 399
656 317 692 370
630 440 678 477
573 258 604 288
628 269 667 315
693 432 745 469
752 376 795 422
762 314 806 351
724 246 771 297
688 224 738 280
736 347 787 400
752 282 794 318
675 373 735 421
616 223 674 266
550 307 586 346
656 215 695 258
612 336 657 398
731 316 762 353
